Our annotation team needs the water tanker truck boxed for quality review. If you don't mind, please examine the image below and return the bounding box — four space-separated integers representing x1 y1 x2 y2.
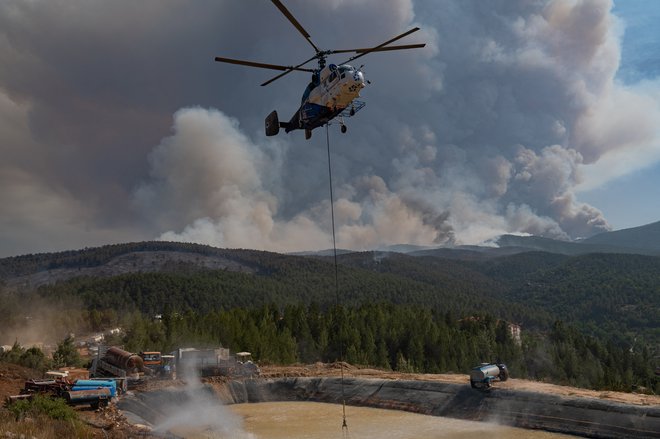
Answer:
470 362 509 390
64 387 111 409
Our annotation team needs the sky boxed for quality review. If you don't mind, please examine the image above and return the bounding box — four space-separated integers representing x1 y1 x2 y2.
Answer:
1 0 660 258
577 0 660 229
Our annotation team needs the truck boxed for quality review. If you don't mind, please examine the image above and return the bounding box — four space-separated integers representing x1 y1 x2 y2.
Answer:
139 351 162 370
139 351 177 379
469 362 509 390
235 352 260 378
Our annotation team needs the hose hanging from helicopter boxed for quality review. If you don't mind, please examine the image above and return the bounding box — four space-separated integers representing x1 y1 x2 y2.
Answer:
212 1 425 436
325 123 350 438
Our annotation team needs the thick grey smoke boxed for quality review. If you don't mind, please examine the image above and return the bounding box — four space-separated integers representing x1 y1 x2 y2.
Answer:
1 0 660 256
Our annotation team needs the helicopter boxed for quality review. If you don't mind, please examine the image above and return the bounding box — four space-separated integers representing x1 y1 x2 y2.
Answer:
214 0 425 140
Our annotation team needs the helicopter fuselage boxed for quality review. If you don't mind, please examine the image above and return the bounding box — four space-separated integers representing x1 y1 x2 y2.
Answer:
273 63 365 137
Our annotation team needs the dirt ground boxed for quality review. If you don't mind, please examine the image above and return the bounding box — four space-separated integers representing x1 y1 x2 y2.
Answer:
0 362 41 402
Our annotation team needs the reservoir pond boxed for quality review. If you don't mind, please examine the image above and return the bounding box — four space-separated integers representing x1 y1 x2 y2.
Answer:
176 401 575 438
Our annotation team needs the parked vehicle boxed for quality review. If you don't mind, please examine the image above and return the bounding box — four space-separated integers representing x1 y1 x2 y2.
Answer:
470 363 509 390
139 351 162 369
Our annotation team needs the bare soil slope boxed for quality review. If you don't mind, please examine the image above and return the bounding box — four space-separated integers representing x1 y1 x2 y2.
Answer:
0 362 41 402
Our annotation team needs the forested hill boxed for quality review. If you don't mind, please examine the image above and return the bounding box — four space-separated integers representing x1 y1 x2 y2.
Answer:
495 221 660 256
336 251 660 346
1 241 659 349
0 241 265 280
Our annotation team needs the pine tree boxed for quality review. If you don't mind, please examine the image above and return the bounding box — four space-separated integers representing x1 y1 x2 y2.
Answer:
52 335 82 368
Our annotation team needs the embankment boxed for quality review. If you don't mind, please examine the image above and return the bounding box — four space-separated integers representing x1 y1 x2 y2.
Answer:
119 377 660 438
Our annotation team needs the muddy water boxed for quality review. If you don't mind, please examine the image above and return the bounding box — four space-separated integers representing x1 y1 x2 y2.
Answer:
194 401 573 439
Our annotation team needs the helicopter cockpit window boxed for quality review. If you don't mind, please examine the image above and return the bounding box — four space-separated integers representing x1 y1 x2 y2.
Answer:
338 65 352 79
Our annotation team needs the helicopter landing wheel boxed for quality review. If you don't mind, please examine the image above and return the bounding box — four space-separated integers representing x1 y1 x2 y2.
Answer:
341 124 347 134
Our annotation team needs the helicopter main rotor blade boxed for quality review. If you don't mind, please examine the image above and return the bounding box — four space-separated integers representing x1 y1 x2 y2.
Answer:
260 53 319 87
271 0 320 52
329 43 426 55
214 56 314 72
339 27 422 65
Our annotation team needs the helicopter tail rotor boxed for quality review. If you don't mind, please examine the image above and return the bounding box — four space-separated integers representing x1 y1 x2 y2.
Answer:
265 110 280 136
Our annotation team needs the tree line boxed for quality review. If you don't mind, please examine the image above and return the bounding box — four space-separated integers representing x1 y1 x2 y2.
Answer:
2 303 656 394
113 303 660 393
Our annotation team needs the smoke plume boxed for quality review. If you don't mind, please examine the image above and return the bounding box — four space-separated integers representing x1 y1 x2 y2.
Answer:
2 0 660 255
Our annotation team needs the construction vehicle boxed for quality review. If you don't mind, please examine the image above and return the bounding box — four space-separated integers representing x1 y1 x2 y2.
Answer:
139 351 162 369
235 352 260 378
104 347 145 372
90 346 145 380
138 351 178 379
470 362 509 390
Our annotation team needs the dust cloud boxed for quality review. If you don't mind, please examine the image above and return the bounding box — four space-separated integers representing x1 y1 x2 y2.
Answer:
152 363 253 439
0 293 87 347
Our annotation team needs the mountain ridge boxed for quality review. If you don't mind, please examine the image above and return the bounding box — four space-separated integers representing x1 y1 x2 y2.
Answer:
1 238 658 350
